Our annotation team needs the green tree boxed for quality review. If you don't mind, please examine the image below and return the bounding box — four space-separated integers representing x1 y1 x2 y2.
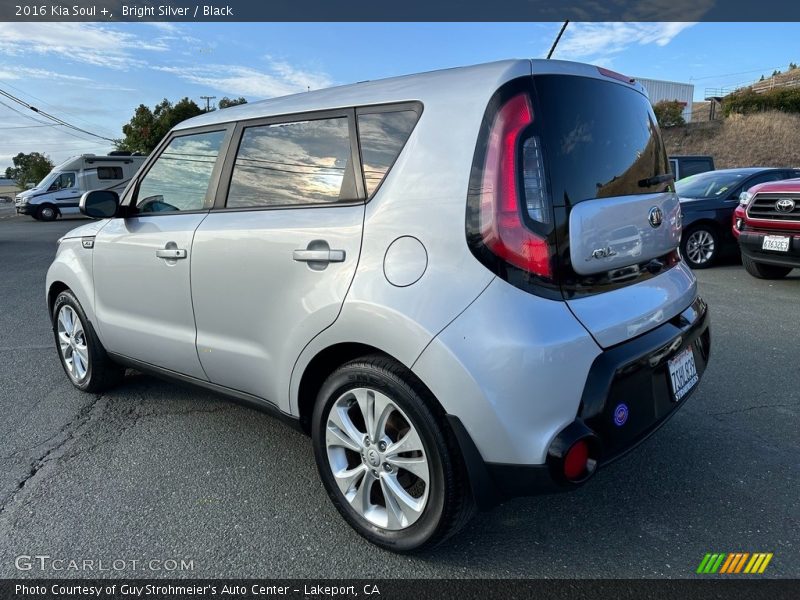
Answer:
4 152 54 188
652 100 686 128
118 97 204 153
218 96 247 109
789 62 798 70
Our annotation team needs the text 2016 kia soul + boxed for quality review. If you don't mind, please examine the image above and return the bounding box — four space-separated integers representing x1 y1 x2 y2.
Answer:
46 60 710 551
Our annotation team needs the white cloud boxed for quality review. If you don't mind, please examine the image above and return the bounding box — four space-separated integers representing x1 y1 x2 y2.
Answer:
0 23 168 69
0 66 91 82
554 22 695 61
152 60 333 99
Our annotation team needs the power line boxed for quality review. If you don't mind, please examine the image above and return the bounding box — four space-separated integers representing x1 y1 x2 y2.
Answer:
0 80 119 138
0 86 117 142
0 123 59 130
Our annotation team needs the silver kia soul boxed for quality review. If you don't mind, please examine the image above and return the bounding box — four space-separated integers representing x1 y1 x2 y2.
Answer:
46 59 710 551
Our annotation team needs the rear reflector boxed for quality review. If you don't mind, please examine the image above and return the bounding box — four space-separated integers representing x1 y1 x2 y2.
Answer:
478 93 551 278
563 439 590 481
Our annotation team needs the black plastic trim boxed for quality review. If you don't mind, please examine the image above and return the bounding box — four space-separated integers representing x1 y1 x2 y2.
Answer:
448 296 710 506
108 352 304 433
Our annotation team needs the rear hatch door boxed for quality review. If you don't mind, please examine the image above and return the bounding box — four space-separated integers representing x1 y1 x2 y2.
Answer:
531 70 694 347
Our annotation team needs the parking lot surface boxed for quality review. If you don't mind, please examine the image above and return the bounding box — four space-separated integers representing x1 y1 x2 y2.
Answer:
0 214 797 578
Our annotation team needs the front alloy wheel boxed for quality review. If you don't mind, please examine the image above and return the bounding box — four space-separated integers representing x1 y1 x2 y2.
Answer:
51 289 124 393
682 226 718 269
57 305 89 382
325 387 430 530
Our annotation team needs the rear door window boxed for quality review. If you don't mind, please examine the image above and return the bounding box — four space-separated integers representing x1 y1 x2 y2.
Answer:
357 109 419 196
226 117 358 208
530 75 671 207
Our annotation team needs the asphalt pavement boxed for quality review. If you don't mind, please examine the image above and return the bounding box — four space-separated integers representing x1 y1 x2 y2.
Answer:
0 212 797 578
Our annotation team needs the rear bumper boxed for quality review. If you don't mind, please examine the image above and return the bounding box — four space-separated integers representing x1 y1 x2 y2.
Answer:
738 230 800 269
453 296 710 507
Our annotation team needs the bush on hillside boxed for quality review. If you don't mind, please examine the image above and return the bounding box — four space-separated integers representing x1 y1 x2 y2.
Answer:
653 100 686 128
723 86 800 116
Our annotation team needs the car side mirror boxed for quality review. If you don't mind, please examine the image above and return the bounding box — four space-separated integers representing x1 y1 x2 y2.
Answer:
80 190 119 219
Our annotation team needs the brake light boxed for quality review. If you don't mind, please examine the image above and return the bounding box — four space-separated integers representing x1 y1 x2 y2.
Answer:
478 93 552 278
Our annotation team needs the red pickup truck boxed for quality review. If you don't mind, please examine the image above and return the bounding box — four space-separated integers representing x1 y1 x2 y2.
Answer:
733 179 800 279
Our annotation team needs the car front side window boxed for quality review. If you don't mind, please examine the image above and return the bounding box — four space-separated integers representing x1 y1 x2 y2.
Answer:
135 130 226 213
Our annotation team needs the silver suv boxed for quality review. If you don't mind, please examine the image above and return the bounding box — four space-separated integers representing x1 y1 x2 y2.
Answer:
46 59 710 552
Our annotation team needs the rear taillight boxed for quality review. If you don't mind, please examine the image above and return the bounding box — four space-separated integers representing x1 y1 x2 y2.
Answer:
475 92 552 279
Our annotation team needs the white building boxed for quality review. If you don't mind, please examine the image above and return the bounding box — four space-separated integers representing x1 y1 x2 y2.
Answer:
637 77 695 123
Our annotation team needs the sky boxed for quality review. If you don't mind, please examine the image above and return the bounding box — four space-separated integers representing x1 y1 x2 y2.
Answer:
1 21 799 171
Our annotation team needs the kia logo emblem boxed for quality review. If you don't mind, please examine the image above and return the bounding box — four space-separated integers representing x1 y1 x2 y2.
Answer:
775 198 796 213
648 206 664 228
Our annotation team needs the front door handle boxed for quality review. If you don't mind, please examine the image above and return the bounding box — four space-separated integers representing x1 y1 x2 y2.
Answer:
156 248 187 260
292 249 345 263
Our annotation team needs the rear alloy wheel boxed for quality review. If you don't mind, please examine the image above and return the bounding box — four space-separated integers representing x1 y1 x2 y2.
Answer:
681 226 718 269
742 254 793 279
36 205 58 221
312 356 473 552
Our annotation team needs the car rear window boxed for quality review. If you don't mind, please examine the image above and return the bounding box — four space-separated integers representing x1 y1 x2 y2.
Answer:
530 75 671 207
357 109 419 197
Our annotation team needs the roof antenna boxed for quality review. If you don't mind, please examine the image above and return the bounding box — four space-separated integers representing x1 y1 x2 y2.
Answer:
547 20 569 59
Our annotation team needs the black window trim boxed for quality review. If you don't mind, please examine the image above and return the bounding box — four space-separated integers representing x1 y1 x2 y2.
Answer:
120 123 236 218
355 101 423 201
213 108 365 212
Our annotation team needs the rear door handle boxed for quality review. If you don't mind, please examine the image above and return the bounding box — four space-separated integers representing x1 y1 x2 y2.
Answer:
292 249 346 263
156 248 187 260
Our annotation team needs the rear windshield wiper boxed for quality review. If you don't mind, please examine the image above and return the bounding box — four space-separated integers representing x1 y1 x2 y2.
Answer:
639 173 675 188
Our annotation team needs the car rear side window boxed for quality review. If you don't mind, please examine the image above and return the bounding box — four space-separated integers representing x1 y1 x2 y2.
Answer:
136 130 226 213
357 110 418 196
97 166 123 180
226 117 358 208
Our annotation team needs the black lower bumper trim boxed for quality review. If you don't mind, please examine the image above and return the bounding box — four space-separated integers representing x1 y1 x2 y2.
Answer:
739 231 800 268
449 297 711 509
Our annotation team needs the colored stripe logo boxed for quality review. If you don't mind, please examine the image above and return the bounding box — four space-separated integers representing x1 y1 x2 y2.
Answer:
696 552 773 574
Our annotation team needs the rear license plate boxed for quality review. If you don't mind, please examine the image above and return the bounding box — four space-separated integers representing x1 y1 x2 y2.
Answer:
762 235 791 252
668 347 698 402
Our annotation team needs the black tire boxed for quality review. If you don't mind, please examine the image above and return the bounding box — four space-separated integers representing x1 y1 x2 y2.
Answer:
52 289 124 393
742 254 793 279
312 355 474 552
681 224 719 269
36 204 58 221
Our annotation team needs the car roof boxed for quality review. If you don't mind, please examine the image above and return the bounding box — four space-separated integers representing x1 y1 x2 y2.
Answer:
174 58 648 131
710 167 788 174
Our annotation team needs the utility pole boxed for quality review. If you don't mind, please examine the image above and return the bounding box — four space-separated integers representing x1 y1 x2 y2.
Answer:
200 95 217 112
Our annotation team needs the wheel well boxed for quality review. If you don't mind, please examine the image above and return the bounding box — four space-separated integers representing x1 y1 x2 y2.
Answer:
295 342 454 435
47 281 69 317
296 343 388 433
37 203 60 213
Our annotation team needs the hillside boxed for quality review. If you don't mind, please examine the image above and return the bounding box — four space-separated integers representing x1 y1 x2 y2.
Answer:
661 111 800 168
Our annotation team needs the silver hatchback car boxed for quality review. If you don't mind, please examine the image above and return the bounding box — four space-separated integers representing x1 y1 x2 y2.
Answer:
47 59 710 552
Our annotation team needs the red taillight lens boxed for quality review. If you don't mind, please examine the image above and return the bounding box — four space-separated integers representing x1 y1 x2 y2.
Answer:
563 439 589 481
478 93 552 278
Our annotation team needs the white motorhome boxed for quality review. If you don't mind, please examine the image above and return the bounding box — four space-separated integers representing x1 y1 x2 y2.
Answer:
15 153 146 221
